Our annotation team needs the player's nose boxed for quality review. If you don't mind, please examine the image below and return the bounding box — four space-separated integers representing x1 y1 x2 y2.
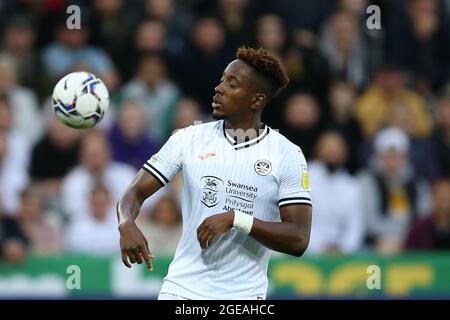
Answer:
214 82 224 95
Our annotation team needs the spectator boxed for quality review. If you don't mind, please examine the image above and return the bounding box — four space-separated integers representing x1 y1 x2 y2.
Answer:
214 0 255 50
386 0 450 92
89 0 138 81
138 195 182 256
124 19 168 79
0 94 31 171
280 93 322 160
320 9 370 88
174 16 232 112
42 18 120 91
280 44 331 104
0 53 43 144
65 183 119 255
432 92 450 177
1 14 43 95
60 130 135 222
358 127 431 254
355 65 432 138
142 0 194 56
134 19 167 54
338 0 369 17
307 131 364 254
30 116 81 196
120 19 171 81
387 98 440 182
0 209 28 263
264 0 334 34
405 179 450 250
118 52 181 140
17 186 62 254
255 14 287 59
326 80 364 174
0 114 29 216
108 100 160 170
170 98 204 133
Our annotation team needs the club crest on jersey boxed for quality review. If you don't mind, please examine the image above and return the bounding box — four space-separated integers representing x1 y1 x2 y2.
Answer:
200 176 223 207
254 159 272 176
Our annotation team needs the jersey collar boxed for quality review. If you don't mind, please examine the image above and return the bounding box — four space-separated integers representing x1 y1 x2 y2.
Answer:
222 121 270 150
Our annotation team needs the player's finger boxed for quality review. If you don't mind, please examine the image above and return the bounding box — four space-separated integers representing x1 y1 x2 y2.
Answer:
135 251 144 264
140 245 154 271
132 249 143 264
127 250 137 264
144 239 156 259
121 250 131 268
197 228 208 249
196 221 205 235
197 225 204 241
202 233 212 249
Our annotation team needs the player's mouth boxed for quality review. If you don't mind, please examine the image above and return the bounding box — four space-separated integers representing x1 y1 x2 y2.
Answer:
212 96 223 109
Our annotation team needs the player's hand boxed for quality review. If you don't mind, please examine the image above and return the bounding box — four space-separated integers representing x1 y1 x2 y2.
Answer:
118 220 155 271
197 211 234 249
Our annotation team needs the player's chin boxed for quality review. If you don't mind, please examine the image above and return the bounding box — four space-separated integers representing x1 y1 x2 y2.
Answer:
211 109 226 120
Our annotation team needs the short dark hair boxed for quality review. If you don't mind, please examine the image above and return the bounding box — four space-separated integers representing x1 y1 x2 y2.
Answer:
236 46 289 96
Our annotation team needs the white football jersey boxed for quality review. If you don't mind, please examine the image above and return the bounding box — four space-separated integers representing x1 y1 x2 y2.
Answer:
143 120 311 300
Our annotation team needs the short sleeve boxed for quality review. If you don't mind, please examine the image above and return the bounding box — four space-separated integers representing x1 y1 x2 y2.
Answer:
142 127 188 186
278 147 312 208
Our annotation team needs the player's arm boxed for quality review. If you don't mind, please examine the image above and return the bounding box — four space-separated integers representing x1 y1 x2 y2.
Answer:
117 169 163 270
118 126 186 270
197 205 311 256
248 205 311 256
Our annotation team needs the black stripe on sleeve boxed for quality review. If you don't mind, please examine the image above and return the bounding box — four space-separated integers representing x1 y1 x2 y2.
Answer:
142 166 165 187
279 202 312 209
278 197 311 205
145 162 169 183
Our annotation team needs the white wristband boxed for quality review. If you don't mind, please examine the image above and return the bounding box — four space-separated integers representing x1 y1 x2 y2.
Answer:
233 210 254 234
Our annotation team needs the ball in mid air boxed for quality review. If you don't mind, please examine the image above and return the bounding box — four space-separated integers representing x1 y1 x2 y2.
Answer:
52 72 109 129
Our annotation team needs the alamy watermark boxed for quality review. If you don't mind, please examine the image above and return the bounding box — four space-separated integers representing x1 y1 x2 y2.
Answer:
366 265 381 290
66 5 81 30
65 4 381 31
66 265 81 290
366 5 381 30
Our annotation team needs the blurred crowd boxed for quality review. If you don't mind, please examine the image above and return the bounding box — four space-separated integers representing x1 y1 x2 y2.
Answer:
1 0 450 264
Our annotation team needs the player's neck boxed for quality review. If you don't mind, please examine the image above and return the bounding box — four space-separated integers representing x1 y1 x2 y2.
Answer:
224 117 264 142
224 117 262 132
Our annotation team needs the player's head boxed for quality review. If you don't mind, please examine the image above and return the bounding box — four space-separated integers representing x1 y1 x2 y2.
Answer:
212 46 289 120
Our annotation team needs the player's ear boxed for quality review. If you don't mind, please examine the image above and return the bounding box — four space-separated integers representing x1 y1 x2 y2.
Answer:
251 93 267 110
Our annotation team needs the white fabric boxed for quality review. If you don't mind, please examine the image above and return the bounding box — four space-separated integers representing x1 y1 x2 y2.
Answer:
0 131 30 215
143 120 311 300
307 161 364 254
61 162 136 222
10 87 43 145
7 130 31 171
233 209 254 234
65 210 119 254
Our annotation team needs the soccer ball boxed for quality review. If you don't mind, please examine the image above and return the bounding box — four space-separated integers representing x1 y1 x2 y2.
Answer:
52 72 109 129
